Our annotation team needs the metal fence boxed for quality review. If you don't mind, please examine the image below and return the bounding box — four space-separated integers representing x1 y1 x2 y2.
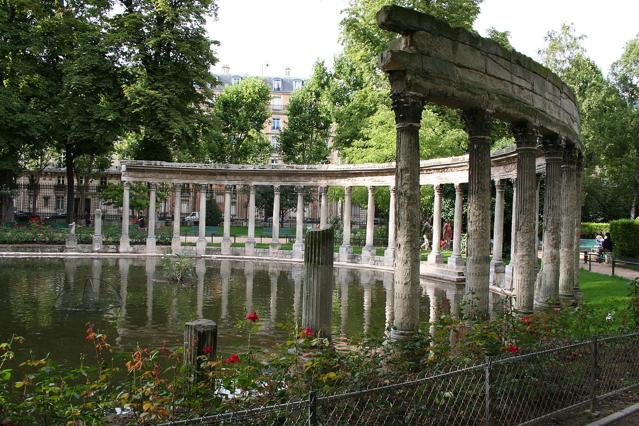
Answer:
161 332 639 425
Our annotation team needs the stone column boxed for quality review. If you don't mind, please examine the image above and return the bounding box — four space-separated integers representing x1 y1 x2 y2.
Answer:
535 176 541 261
363 283 372 336
270 185 281 256
384 186 397 266
196 258 205 318
292 265 302 322
319 186 328 229
171 184 182 254
245 185 256 256
221 185 232 255
535 136 563 308
362 185 376 264
195 184 207 256
145 258 156 325
339 186 353 262
245 262 254 314
119 182 130 253
383 273 394 332
391 92 425 340
293 186 305 259
505 180 517 289
92 208 103 252
448 183 465 269
490 180 505 287
146 183 157 254
339 269 350 337
221 260 230 321
428 184 444 264
461 109 493 319
511 123 538 313
559 146 577 301
573 153 583 301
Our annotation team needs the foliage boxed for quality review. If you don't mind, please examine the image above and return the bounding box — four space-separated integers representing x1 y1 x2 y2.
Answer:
610 219 639 258
208 77 272 164
580 222 610 238
0 224 173 245
486 27 513 50
99 182 169 214
255 186 312 223
206 197 223 226
161 255 195 284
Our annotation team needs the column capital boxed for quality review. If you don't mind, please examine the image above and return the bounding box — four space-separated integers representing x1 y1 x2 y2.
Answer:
454 182 464 192
344 185 352 194
389 185 396 194
495 179 505 191
562 145 578 167
541 135 564 161
367 185 375 194
248 183 256 193
123 181 130 189
510 121 539 150
391 91 425 128
319 186 327 195
223 184 233 193
433 184 443 194
461 108 493 138
200 183 208 192
148 182 158 190
294 185 304 193
273 185 280 194
173 182 182 192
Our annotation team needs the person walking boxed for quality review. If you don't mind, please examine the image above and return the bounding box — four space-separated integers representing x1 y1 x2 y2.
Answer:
602 232 613 264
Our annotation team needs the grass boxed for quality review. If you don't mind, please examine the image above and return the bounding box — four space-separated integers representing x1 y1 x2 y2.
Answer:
580 269 634 309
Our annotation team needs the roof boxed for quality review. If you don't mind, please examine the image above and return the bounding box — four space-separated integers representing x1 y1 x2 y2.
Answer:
213 74 305 93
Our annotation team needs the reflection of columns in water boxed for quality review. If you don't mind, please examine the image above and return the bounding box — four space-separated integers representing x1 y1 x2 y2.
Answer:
220 260 231 321
244 262 255 314
446 287 462 319
59 259 77 308
196 259 206 319
89 259 102 304
383 273 394 330
117 258 130 346
292 265 303 324
145 258 157 326
338 269 350 337
426 287 437 337
363 282 372 336
269 269 278 326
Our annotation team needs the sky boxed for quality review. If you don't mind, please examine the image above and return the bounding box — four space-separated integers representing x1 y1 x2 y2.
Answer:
207 0 639 78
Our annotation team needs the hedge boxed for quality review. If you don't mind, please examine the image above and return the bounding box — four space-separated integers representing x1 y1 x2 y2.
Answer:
609 219 639 258
580 222 609 238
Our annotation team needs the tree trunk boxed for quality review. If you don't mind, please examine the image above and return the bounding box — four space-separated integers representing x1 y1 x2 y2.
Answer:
31 175 41 216
65 148 75 224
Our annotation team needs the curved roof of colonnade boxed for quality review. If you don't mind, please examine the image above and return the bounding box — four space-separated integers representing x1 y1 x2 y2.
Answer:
120 146 547 186
377 6 582 149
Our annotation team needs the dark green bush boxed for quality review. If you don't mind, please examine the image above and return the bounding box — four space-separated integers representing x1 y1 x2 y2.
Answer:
206 198 223 226
610 219 639 258
580 222 609 238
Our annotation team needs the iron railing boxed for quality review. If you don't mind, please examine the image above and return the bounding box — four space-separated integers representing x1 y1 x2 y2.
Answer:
160 331 639 425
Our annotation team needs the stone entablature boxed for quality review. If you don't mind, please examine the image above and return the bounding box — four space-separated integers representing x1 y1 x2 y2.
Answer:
120 146 544 187
377 5 581 146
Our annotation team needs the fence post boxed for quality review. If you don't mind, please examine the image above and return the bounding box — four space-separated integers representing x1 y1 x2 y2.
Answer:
611 257 615 276
485 356 492 426
589 253 592 271
308 391 317 426
590 336 600 414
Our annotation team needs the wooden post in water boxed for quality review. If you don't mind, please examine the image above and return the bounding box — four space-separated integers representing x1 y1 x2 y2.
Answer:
302 228 334 339
184 319 217 370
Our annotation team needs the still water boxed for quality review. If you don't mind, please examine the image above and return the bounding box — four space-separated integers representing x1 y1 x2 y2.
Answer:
0 258 464 365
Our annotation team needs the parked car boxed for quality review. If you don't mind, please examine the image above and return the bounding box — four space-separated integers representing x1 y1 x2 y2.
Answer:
14 211 41 224
184 212 199 226
45 213 67 225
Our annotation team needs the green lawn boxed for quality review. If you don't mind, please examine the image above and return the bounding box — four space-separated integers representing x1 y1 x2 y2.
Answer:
580 269 634 309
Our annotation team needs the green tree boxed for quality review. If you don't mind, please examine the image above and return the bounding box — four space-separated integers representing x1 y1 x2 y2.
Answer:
208 77 271 164
111 0 219 162
279 62 332 164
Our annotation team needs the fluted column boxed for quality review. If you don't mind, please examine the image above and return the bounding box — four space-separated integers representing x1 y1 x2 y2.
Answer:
119 182 130 253
535 176 541 261
171 184 182 254
511 123 538 313
319 186 328 229
448 183 465 269
270 185 281 256
339 186 352 262
195 184 207 256
535 136 563 308
196 259 205 318
221 185 232 255
384 186 397 266
245 185 256 255
391 91 425 340
428 184 444 264
573 153 583 301
461 108 493 319
505 180 517 289
362 185 376 264
490 180 506 287
146 183 157 253
559 146 578 301
292 186 305 259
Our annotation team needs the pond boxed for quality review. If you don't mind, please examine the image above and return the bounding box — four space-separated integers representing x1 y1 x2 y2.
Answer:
0 257 466 366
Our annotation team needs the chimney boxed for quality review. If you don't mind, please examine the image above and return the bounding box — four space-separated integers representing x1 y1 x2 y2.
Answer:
222 64 230 74
284 66 291 77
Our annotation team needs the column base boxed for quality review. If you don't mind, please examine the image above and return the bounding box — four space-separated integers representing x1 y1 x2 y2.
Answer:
427 252 444 265
384 248 396 267
490 260 505 288
533 297 561 310
269 243 280 257
196 237 207 256
221 238 231 255
361 245 375 264
389 328 416 341
146 237 157 254
339 244 352 262
119 237 130 253
292 242 304 259
244 238 256 256
447 255 465 270
171 236 182 255
92 235 103 252
65 236 78 252
504 264 514 290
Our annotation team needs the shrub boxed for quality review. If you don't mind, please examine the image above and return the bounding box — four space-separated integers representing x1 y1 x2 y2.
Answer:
610 219 639 258
581 222 609 238
206 198 223 226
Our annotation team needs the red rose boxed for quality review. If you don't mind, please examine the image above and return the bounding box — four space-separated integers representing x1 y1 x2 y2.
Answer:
202 344 213 354
302 327 313 337
246 312 258 322
507 345 519 353
521 316 532 326
225 354 241 363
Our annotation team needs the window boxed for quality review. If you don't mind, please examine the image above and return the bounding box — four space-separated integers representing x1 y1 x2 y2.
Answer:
57 176 65 186
55 196 64 211
270 136 279 149
271 118 281 131
293 79 303 90
272 79 282 91
78 176 85 185
232 77 242 85
271 96 282 111
100 176 107 187
43 196 50 208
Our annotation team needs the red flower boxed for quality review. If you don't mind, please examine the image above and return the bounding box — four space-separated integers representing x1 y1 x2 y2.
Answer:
246 312 259 322
225 354 241 363
302 327 313 337
521 316 532 326
507 344 520 353
202 344 213 354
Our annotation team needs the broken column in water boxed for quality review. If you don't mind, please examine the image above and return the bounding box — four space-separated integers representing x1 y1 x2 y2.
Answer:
302 228 334 339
